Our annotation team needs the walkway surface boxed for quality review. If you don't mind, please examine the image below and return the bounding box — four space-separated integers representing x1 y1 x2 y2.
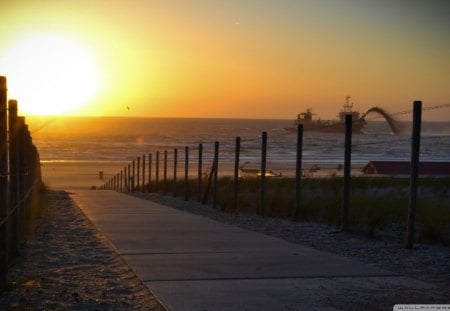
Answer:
69 190 437 310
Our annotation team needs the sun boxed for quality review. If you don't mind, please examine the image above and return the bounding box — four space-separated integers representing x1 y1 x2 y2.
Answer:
0 32 101 115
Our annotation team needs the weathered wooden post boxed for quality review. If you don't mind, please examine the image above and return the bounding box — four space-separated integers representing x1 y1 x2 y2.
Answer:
8 100 19 256
127 164 131 192
16 117 25 238
123 166 128 192
259 132 267 216
197 143 203 202
137 157 140 191
0 76 8 287
148 153 152 192
233 137 241 212
173 148 178 197
163 150 167 195
17 117 25 203
293 124 303 221
132 159 136 191
184 146 189 201
212 141 219 209
406 101 422 249
155 151 160 192
341 114 352 232
120 170 123 192
142 155 146 191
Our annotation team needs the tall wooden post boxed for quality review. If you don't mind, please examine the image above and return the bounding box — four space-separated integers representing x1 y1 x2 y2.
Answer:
142 155 146 191
137 157 140 191
0 76 8 288
127 164 131 192
293 124 303 221
406 101 422 249
120 170 123 192
8 100 19 256
260 132 267 216
184 146 189 201
148 153 152 192
212 142 219 209
341 115 352 232
173 148 178 197
197 144 203 202
132 160 136 191
163 150 167 195
155 151 159 192
124 168 126 191
233 137 241 212
17 117 25 236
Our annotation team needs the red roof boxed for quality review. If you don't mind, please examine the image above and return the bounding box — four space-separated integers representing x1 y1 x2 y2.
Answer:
362 161 450 176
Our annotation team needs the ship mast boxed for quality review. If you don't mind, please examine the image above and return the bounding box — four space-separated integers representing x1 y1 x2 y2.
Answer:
344 95 353 113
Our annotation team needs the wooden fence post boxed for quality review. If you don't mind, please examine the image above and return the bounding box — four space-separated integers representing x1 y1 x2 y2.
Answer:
8 100 19 257
142 155 146 191
197 144 203 202
212 141 219 209
341 115 352 231
163 150 167 195
293 124 303 221
127 164 131 192
184 146 189 201
120 170 123 192
123 167 127 192
16 117 25 240
137 157 140 191
406 101 422 249
132 159 136 191
155 151 159 192
148 153 152 192
259 132 267 216
0 76 8 288
173 148 178 197
233 137 241 212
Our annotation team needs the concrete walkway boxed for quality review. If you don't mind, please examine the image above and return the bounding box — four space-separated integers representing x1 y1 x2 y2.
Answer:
69 190 436 310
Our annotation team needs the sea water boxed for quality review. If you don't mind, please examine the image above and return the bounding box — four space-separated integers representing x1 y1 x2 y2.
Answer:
28 117 450 175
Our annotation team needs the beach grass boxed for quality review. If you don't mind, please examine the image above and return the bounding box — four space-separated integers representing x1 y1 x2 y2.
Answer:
151 176 450 245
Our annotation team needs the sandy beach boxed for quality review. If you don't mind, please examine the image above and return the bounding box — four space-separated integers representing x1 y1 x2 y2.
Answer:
40 161 127 190
0 189 164 310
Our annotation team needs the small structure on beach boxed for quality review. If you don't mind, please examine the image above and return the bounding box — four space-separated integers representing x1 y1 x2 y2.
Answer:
361 161 450 177
239 161 282 178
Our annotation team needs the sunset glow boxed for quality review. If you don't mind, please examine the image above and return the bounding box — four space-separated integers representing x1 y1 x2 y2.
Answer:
1 0 449 120
0 32 101 115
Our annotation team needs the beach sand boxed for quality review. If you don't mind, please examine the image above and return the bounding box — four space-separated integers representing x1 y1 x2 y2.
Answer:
40 161 126 190
40 160 366 191
0 190 164 310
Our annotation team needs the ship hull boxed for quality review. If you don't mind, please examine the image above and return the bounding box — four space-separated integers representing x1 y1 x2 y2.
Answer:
285 120 366 134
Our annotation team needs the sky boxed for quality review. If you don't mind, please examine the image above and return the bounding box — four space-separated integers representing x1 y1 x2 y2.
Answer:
0 0 449 120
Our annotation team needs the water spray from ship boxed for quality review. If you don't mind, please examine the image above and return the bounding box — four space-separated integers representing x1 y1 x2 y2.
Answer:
361 106 402 134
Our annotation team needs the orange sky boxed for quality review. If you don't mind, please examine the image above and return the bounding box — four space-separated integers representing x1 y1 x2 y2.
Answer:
1 0 449 120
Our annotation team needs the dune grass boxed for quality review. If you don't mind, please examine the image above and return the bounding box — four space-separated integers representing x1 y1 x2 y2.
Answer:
149 176 450 245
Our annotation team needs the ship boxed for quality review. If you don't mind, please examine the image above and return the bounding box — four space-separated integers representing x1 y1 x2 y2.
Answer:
285 96 366 133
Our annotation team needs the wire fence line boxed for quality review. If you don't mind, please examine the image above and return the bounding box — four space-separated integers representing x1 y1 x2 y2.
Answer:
101 101 438 249
0 76 43 289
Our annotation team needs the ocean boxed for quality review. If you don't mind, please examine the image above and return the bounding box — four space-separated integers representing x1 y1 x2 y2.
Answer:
28 116 450 176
